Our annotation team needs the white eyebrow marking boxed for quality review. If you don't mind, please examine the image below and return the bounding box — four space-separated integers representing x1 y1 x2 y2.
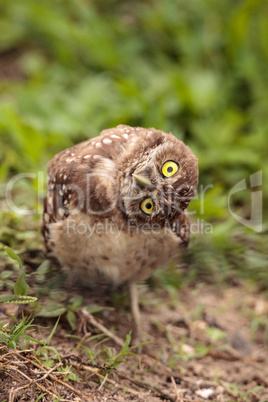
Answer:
103 138 112 144
96 142 102 148
93 155 101 159
111 134 120 139
83 154 91 159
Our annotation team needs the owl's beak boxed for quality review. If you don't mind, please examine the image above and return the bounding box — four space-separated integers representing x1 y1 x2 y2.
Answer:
132 174 152 188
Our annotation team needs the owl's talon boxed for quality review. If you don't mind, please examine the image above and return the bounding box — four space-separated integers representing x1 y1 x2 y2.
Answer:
128 281 141 345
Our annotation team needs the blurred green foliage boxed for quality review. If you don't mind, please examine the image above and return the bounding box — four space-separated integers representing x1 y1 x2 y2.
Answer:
0 0 267 287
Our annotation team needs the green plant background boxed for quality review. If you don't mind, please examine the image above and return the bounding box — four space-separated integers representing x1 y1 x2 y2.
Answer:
0 0 267 288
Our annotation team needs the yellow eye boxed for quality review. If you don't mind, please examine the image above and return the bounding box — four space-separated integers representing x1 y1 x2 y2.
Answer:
162 161 179 177
140 198 154 215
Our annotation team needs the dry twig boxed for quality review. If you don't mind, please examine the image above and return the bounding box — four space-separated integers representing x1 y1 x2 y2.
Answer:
81 308 125 347
80 363 141 396
117 371 176 402
171 376 181 402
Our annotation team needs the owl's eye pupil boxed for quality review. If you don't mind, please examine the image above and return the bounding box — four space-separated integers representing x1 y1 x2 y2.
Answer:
167 166 173 173
145 202 152 209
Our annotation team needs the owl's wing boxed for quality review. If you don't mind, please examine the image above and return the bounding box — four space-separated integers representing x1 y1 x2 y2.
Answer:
177 212 191 249
42 125 134 252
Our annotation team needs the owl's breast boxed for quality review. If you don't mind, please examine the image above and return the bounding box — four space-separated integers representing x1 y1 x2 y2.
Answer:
47 212 181 285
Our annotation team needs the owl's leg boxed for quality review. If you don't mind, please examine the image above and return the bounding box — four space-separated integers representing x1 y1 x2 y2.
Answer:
128 281 140 345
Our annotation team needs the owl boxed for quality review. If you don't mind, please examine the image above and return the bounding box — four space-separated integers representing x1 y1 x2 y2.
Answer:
42 125 198 342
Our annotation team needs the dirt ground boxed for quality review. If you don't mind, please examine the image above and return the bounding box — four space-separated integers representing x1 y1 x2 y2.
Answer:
1 280 268 402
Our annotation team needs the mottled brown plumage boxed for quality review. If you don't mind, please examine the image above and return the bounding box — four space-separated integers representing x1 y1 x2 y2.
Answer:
42 125 198 342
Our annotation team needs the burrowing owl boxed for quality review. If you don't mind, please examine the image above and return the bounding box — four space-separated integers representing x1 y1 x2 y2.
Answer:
42 125 198 341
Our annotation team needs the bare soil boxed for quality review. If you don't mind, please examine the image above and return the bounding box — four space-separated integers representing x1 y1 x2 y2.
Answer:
1 281 268 402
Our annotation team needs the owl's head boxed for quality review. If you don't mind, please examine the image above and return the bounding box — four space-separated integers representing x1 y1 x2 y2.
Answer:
118 128 198 226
